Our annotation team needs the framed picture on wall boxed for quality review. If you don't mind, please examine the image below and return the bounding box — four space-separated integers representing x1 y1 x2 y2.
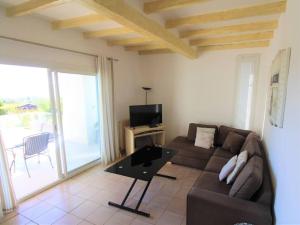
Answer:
268 48 291 128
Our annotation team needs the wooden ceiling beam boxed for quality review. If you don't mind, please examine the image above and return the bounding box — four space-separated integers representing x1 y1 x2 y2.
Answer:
52 14 107 30
6 0 69 17
83 27 132 38
198 41 270 52
166 1 286 28
79 0 197 59
107 37 152 46
191 31 273 46
139 49 173 55
125 44 165 51
144 0 209 14
180 21 278 38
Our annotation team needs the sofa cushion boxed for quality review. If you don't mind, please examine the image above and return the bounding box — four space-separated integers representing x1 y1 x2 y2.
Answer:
213 148 235 159
251 154 274 206
195 127 215 149
230 156 263 200
227 151 248 184
167 136 213 160
187 123 218 145
219 155 238 181
205 156 229 173
193 171 231 195
222 132 246 154
241 137 262 158
241 132 260 151
216 126 251 146
171 155 208 170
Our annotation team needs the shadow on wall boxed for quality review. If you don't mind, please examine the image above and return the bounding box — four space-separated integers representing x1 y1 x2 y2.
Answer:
146 55 181 143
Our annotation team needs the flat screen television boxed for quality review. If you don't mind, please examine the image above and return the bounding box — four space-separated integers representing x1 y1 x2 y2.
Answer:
129 104 162 127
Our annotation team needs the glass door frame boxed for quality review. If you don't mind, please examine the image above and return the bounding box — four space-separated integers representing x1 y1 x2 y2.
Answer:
17 69 101 202
49 70 101 177
0 64 62 202
48 70 66 178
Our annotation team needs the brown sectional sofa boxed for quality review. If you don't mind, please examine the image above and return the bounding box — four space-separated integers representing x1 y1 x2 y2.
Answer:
166 123 274 225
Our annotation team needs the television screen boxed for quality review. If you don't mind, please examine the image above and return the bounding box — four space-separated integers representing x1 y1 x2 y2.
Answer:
129 104 162 127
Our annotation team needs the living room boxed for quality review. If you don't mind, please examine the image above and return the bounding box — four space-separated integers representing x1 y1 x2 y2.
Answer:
0 0 299 225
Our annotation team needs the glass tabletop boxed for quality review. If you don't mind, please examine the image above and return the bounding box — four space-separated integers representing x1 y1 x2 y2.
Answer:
105 146 176 181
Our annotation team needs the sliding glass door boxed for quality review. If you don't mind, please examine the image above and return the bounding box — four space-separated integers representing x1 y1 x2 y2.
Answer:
0 64 100 199
0 64 60 199
55 72 100 172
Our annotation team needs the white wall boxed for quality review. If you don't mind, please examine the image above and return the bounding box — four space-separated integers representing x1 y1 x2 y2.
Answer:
261 0 300 224
0 8 143 123
140 48 268 142
2 3 300 223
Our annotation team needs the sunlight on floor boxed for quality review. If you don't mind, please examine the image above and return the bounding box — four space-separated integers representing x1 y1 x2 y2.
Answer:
7 142 100 200
8 143 59 200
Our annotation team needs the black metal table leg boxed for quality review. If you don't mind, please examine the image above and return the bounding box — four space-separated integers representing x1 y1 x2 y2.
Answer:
108 202 150 217
135 179 151 210
121 178 137 205
108 178 152 217
155 173 177 180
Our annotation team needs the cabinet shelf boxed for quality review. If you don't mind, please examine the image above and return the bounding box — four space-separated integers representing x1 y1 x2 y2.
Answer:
125 124 165 155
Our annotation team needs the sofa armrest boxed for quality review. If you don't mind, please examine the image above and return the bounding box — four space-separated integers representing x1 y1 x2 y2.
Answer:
187 188 272 225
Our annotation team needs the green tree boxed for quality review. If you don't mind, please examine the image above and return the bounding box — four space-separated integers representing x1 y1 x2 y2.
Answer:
0 100 8 115
35 98 51 112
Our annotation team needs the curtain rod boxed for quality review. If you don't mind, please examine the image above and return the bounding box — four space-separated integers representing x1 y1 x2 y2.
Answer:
0 36 119 61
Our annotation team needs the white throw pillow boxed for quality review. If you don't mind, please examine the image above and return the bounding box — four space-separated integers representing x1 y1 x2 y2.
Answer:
194 127 215 149
226 151 248 184
219 155 238 181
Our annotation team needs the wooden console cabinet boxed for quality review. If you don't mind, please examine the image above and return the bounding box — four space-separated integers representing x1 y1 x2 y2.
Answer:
125 124 165 155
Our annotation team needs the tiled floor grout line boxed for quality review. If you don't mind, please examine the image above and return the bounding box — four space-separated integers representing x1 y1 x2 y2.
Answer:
2 163 199 225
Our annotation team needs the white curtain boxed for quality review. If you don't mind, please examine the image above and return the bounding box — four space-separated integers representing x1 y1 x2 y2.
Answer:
0 132 16 217
97 56 120 165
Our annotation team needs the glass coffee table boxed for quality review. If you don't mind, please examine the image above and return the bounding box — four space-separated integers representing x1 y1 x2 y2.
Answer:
105 145 177 217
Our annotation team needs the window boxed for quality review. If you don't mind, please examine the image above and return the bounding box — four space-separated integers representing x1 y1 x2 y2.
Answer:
234 55 260 130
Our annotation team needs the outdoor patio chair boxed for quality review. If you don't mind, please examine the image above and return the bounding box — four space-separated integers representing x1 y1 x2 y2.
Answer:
23 132 53 177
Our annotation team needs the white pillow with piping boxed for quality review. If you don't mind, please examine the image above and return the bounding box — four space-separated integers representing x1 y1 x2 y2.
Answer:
194 127 215 149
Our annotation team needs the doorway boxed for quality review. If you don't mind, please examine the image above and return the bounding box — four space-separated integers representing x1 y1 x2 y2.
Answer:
55 72 101 172
0 64 101 200
0 64 59 199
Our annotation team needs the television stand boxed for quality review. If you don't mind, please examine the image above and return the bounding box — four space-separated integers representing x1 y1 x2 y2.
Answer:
149 124 159 128
125 124 165 155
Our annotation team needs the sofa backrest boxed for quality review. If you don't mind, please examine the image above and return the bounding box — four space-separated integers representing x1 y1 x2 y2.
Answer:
230 156 263 200
241 133 262 158
235 131 273 207
251 141 274 207
241 132 260 151
187 123 218 146
216 125 251 146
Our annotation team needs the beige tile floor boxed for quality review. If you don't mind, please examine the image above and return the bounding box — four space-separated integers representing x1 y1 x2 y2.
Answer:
0 162 202 225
